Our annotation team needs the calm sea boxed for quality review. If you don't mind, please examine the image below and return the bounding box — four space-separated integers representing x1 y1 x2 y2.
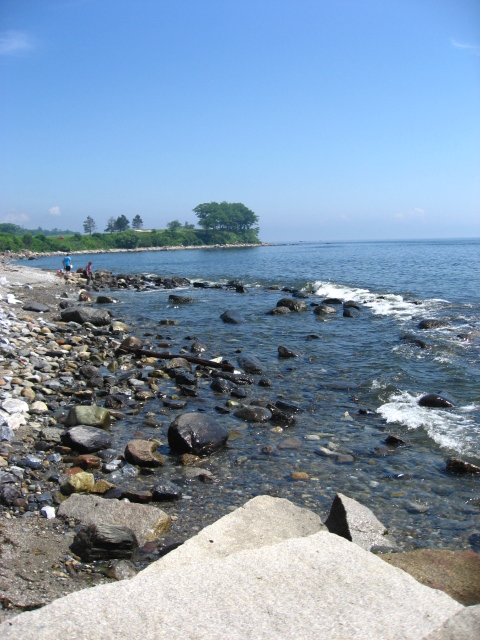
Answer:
20 239 480 549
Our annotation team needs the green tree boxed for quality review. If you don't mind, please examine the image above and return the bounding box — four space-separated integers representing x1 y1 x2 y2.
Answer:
183 221 195 229
22 233 33 248
83 216 97 235
193 202 258 232
105 217 116 233
166 220 182 232
132 215 144 230
115 215 130 232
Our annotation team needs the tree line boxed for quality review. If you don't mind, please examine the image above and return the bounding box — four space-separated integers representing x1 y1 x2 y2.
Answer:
0 202 261 253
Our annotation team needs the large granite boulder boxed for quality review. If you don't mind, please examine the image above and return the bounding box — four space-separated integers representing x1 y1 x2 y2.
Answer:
3 503 463 640
324 492 394 551
168 413 229 455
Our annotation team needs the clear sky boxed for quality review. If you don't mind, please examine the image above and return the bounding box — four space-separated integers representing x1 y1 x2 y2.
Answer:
1 0 479 242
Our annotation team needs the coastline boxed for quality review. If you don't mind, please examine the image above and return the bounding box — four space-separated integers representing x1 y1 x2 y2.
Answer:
2 242 271 263
0 263 478 623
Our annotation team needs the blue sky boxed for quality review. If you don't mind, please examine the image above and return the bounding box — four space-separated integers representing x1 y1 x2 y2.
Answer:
1 0 479 242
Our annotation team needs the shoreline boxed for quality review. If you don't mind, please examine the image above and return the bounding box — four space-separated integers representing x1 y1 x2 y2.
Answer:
2 242 272 263
0 264 478 621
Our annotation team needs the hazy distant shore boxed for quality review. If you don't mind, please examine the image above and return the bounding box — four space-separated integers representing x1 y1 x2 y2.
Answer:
1 242 272 263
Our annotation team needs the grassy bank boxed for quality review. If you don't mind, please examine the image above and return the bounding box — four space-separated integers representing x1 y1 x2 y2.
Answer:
0 228 261 254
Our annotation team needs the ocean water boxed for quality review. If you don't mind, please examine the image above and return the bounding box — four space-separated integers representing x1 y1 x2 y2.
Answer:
19 239 480 549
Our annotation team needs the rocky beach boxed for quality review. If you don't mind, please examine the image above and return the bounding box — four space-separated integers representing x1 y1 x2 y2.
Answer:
0 259 479 638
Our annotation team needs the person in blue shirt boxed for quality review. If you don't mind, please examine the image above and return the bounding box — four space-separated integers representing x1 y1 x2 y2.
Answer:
62 253 72 277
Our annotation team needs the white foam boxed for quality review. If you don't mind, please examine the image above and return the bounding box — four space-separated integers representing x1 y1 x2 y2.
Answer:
311 280 426 319
377 391 480 456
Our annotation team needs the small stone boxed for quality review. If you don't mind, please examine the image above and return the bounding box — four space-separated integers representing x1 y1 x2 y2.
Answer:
291 472 309 481
62 471 96 494
124 440 165 467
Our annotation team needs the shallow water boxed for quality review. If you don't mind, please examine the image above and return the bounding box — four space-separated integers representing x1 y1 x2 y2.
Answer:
20 240 480 550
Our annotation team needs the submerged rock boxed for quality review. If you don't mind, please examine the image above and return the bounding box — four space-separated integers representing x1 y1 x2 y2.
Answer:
276 298 308 312
446 458 480 475
418 319 446 330
234 406 272 423
237 354 263 374
220 310 245 324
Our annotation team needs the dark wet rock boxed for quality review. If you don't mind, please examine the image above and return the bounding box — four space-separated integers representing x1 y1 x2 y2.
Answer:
125 440 165 467
152 481 182 502
237 354 263 374
119 336 144 351
175 371 197 386
168 413 229 455
268 406 296 427
211 371 254 386
121 489 153 504
211 378 238 394
325 492 392 551
67 405 111 428
344 300 361 310
313 304 336 316
163 399 187 410
267 306 292 315
159 319 179 325
385 434 406 446
61 426 112 453
401 334 429 349
96 296 116 304
323 297 343 304
168 295 194 304
343 307 360 318
215 406 230 414
275 400 303 414
446 458 480 475
22 302 50 313
292 290 309 299
418 394 454 408
234 406 272 423
418 319 446 330
79 364 102 381
71 524 138 561
231 387 247 399
60 306 111 326
179 385 198 397
258 376 272 387
305 334 321 340
276 298 308 312
278 345 298 358
220 310 246 324
105 394 131 409
190 340 206 354
235 285 248 293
